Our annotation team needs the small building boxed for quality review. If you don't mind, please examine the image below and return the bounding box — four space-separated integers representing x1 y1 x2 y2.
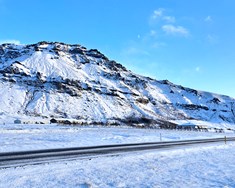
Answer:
14 119 21 124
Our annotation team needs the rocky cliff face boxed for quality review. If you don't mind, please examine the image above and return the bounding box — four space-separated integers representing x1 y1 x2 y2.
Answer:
0 41 235 127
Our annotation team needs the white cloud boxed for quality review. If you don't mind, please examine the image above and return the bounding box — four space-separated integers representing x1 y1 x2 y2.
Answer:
150 30 157 37
162 24 189 36
151 8 176 23
205 16 212 22
0 39 21 45
152 8 165 20
163 16 175 23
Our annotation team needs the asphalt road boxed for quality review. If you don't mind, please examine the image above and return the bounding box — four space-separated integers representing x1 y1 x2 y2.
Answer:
1 137 234 168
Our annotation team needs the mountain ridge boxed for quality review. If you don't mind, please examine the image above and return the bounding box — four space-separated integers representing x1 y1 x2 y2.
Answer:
0 41 235 128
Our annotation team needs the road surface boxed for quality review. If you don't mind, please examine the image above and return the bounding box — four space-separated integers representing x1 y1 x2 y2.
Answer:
0 137 234 168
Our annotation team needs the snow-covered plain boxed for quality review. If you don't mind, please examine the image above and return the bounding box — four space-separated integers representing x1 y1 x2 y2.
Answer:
1 124 235 187
0 123 234 152
0 141 234 188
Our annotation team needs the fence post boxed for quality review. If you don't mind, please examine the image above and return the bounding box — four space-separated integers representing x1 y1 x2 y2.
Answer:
224 136 227 144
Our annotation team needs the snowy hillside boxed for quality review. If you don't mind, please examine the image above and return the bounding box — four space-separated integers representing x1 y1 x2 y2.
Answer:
0 41 235 127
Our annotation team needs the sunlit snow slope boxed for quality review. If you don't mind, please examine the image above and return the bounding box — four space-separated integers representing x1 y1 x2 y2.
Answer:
0 41 234 126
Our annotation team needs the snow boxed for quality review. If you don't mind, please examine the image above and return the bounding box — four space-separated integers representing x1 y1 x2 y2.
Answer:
1 40 235 187
0 123 235 187
172 119 235 130
2 42 235 186
0 123 234 153
1 42 235 127
0 139 234 187
19 51 88 81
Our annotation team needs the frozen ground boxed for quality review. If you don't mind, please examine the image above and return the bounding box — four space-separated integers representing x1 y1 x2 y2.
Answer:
0 142 234 188
0 123 234 152
1 124 235 187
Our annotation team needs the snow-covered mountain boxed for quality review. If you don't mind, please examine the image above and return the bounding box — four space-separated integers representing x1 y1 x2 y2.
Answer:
0 41 235 127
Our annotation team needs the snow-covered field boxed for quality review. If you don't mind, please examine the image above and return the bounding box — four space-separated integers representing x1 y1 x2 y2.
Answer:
0 141 234 187
1 124 235 187
0 123 234 152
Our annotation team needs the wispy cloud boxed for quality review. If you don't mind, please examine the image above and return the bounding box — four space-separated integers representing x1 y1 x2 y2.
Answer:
204 16 212 22
162 24 189 37
150 8 189 38
149 30 157 37
162 16 175 23
206 34 218 44
0 39 21 45
150 8 175 23
151 8 165 20
123 46 150 56
123 8 190 61
151 41 166 48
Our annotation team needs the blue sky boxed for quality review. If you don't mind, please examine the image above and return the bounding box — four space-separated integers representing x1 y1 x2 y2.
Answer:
1 0 235 97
